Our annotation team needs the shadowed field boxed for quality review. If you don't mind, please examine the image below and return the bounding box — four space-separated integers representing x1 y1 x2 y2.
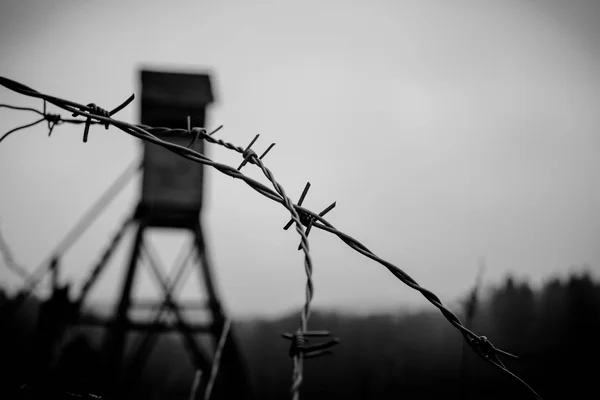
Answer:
1 272 598 399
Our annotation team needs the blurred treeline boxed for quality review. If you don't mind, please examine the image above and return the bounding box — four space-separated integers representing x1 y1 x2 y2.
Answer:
1 271 599 400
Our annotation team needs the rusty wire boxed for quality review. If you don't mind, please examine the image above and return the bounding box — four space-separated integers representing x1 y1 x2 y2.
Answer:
0 75 543 400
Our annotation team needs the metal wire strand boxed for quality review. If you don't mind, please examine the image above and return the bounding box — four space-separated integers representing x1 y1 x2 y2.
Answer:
0 102 81 142
188 370 202 400
0 117 45 144
251 157 315 400
204 319 232 400
0 75 543 400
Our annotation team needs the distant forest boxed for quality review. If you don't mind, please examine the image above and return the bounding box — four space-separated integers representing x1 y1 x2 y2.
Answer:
1 271 599 400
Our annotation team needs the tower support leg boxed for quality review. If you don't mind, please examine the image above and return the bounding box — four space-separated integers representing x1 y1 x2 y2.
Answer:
102 221 145 387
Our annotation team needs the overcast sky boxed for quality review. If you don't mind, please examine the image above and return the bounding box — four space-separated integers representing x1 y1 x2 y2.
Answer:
0 0 599 318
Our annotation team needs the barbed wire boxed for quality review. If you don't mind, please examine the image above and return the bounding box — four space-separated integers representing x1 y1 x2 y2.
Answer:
0 75 543 400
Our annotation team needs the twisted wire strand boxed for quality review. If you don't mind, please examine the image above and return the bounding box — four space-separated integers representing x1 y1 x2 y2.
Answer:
0 76 542 400
251 157 314 399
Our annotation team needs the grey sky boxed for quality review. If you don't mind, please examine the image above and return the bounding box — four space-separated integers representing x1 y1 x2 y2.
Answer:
0 0 599 317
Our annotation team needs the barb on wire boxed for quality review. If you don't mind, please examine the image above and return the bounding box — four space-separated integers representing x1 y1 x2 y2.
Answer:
187 116 207 149
229 132 323 399
43 100 61 137
208 125 223 136
259 142 276 160
0 75 543 400
237 134 260 171
0 100 87 143
71 93 134 142
236 134 277 171
282 330 340 359
283 182 337 250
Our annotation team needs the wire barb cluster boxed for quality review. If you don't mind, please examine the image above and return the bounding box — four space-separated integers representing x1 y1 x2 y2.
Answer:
0 102 74 143
236 133 276 171
282 330 340 359
0 75 543 400
282 182 337 250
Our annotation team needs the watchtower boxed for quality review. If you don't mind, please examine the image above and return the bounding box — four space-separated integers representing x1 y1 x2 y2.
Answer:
98 69 252 399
